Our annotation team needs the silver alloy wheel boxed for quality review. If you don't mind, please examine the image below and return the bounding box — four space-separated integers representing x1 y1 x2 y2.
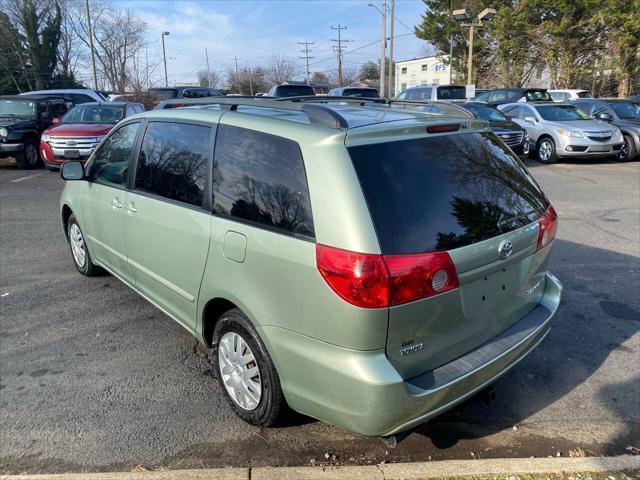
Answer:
25 143 37 165
539 140 553 162
218 331 262 411
69 223 86 268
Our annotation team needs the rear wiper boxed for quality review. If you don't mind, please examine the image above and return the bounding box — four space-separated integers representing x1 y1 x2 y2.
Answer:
497 209 541 231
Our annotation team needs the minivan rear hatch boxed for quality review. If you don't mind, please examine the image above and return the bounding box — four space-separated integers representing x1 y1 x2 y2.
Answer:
347 130 552 378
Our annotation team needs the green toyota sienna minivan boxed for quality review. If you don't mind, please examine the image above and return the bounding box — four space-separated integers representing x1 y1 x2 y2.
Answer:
59 97 562 437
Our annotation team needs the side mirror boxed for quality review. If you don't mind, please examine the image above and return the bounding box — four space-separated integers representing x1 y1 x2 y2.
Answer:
524 116 537 124
52 117 60 124
60 161 85 181
596 113 613 122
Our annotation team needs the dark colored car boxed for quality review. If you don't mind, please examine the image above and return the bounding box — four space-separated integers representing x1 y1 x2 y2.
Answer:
40 102 145 170
475 88 552 106
267 84 316 97
0 95 68 169
328 87 379 98
568 98 640 161
149 87 222 107
460 102 529 157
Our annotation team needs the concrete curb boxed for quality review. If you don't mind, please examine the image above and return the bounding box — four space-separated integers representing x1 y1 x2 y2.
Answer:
1 456 638 480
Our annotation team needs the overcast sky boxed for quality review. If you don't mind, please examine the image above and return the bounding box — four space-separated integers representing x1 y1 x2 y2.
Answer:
113 0 432 86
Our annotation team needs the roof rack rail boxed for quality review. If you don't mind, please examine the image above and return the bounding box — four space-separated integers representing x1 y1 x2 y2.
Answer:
276 95 384 105
154 97 349 129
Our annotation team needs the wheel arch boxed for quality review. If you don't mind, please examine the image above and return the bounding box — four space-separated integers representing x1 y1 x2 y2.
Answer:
201 297 239 347
61 204 73 240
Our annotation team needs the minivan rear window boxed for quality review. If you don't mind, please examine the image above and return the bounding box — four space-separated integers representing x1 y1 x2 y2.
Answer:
150 89 178 101
275 85 315 97
437 86 466 99
349 133 547 254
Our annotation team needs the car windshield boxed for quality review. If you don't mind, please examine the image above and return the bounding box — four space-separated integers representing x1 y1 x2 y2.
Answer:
348 132 547 254
525 90 552 101
0 99 36 118
275 85 315 97
437 86 466 100
61 105 124 124
341 89 379 98
464 104 507 122
535 105 591 121
150 89 178 101
608 101 640 120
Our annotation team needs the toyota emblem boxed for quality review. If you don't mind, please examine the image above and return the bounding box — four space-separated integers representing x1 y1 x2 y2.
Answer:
498 240 513 260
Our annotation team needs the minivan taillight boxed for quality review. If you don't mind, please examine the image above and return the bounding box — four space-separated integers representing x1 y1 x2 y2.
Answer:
537 205 558 251
385 252 459 305
316 245 459 308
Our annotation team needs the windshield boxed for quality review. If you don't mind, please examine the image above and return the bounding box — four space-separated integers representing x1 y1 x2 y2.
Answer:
0 99 36 118
577 91 592 98
61 105 124 124
525 90 552 101
150 89 178 101
275 85 315 97
342 88 379 98
437 86 466 100
535 105 591 121
608 101 640 120
464 104 507 122
348 132 547 254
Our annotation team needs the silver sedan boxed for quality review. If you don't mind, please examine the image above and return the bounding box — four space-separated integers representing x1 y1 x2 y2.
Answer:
499 102 624 163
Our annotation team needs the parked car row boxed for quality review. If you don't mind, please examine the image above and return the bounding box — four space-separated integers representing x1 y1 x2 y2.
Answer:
1 89 146 170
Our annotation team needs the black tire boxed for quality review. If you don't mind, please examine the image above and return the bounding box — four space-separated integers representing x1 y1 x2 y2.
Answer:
212 308 285 426
537 137 558 164
618 135 637 162
15 142 40 170
67 214 101 276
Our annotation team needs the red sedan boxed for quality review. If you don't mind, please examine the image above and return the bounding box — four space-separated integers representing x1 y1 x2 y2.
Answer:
40 101 144 170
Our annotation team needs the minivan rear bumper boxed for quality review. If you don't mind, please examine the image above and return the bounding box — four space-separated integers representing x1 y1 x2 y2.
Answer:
262 271 562 437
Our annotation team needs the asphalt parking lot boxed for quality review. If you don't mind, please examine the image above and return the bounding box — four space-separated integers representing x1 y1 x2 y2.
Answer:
0 158 639 474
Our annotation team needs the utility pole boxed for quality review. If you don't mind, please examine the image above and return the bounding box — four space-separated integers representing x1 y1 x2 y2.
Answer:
298 41 314 85
145 47 149 89
331 25 349 86
232 56 240 93
85 0 98 90
379 1 387 98
387 0 394 97
205 48 211 87
161 31 170 87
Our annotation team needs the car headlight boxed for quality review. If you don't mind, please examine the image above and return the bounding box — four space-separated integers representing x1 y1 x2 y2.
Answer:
41 133 50 142
0 127 8 137
558 129 583 138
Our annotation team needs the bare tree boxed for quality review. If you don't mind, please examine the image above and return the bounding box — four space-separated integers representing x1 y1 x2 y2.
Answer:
197 68 220 88
327 66 358 86
57 2 84 81
67 0 147 92
265 54 299 84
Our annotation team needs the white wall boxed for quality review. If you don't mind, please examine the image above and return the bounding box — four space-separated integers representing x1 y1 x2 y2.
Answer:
395 55 451 95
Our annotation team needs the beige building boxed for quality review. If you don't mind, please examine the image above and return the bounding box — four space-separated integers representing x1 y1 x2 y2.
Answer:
395 55 451 95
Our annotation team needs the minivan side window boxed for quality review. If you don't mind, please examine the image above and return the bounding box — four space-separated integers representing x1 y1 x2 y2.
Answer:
212 124 314 238
134 122 211 208
92 122 140 186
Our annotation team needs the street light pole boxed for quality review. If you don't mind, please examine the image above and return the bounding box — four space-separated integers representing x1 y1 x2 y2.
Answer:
161 32 170 87
85 0 98 90
466 24 474 85
387 0 394 97
379 0 387 98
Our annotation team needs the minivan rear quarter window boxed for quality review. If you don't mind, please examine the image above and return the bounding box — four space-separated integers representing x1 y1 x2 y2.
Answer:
349 133 547 254
135 122 211 207
212 124 314 238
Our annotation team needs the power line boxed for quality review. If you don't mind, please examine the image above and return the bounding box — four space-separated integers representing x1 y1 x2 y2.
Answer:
298 41 314 84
